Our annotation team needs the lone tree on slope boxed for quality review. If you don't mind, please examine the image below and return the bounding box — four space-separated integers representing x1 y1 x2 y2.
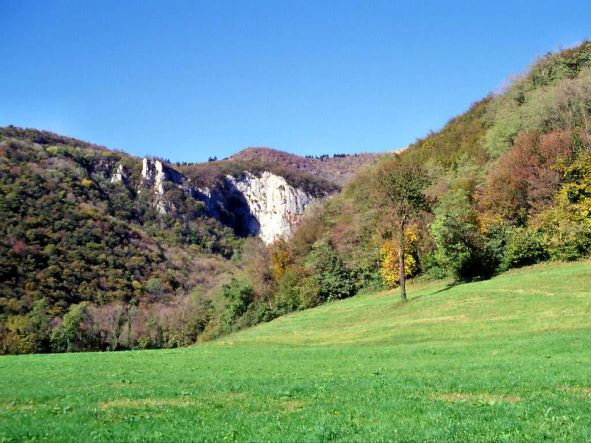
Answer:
374 154 431 301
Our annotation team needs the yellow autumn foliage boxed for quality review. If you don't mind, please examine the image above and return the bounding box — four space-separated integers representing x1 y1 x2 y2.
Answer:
559 153 591 227
270 240 292 281
379 225 419 288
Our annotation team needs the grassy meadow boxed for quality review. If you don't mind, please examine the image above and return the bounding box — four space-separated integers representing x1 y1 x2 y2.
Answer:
1 261 591 442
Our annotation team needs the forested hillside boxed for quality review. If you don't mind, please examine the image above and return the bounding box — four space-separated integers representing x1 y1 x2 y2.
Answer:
0 128 344 354
2 42 591 355
227 41 591 326
0 128 245 353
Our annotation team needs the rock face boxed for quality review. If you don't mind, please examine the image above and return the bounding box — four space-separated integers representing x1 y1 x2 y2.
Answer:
139 158 196 215
227 172 313 244
110 164 129 184
140 158 170 214
137 158 315 243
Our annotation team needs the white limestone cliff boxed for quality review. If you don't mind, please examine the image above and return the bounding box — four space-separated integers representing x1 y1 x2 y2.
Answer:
228 171 314 244
139 158 185 214
138 158 315 243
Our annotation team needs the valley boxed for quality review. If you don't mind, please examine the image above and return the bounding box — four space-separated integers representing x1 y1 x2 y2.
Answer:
3 4 591 442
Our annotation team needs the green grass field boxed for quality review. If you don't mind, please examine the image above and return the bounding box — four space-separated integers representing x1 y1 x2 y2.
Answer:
1 261 591 442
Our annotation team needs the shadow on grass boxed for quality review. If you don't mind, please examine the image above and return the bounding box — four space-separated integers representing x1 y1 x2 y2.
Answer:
408 282 460 303
409 272 500 302
388 282 460 312
432 283 459 295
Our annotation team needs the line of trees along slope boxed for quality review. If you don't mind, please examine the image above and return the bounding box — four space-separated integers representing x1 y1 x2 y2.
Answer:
225 41 591 329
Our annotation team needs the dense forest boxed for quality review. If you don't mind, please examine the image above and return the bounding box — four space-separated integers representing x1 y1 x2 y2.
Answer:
225 41 591 326
0 128 243 353
0 127 356 353
2 42 591 354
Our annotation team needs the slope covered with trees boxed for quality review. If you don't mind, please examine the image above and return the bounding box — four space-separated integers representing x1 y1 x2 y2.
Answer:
226 41 591 329
2 42 591 354
0 127 373 354
0 128 244 353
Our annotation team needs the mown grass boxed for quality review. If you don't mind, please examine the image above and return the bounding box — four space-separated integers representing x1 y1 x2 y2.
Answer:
1 261 590 442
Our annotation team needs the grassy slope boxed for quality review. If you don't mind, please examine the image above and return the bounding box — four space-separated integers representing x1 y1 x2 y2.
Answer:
1 261 590 442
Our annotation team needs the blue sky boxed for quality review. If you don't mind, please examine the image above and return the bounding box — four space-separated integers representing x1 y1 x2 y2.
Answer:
1 1 590 162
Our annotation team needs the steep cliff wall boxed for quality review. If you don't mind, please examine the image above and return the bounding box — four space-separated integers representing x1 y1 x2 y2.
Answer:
227 172 313 244
137 158 315 243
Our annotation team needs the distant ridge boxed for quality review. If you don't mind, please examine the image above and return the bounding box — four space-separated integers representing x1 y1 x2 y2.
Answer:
229 146 381 186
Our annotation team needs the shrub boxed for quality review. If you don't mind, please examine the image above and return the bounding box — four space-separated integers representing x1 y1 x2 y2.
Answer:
431 189 492 280
221 279 254 331
502 227 548 269
308 242 357 302
533 151 591 260
237 303 276 329
421 253 448 280
50 302 100 352
275 269 304 314
535 205 591 261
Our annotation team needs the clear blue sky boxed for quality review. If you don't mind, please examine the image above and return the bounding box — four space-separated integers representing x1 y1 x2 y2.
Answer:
1 1 590 162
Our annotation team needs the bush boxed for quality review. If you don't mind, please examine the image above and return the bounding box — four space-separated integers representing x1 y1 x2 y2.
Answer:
421 253 448 280
221 279 254 331
533 153 591 261
237 303 276 329
540 214 591 261
275 269 305 314
431 189 492 280
502 227 548 269
50 302 101 352
308 242 357 302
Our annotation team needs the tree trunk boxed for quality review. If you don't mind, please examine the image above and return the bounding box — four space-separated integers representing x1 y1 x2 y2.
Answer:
399 218 407 302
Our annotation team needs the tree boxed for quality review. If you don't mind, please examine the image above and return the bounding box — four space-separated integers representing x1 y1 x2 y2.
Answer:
221 279 254 331
374 155 430 300
241 237 275 309
431 189 487 280
380 225 419 289
50 302 98 352
480 130 574 224
309 241 356 303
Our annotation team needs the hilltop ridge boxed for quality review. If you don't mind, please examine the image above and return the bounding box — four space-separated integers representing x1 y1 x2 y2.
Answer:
229 147 381 186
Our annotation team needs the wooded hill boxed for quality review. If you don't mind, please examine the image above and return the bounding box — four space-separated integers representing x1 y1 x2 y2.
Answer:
2 41 590 354
0 128 348 354
176 147 379 196
230 41 591 325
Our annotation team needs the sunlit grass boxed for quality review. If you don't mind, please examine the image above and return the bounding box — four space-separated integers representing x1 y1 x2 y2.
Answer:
1 261 590 441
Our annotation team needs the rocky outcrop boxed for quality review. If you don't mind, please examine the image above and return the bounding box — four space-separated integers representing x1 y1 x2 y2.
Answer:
139 158 197 215
110 164 129 184
140 158 168 214
93 158 118 180
227 172 313 244
137 158 315 243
